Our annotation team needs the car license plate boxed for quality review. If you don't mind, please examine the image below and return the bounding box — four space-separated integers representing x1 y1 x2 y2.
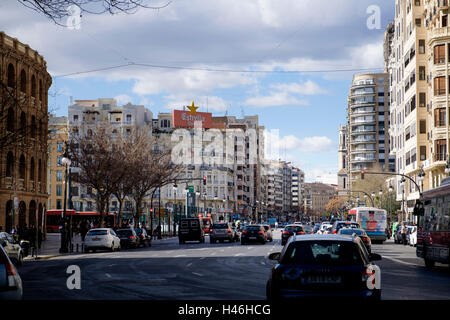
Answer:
93 237 101 241
249 237 257 239
307 275 341 284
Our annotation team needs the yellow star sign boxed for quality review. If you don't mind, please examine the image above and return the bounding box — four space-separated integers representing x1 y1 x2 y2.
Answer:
187 100 198 115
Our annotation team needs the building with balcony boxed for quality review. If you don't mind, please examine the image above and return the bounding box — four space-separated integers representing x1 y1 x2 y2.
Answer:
386 0 429 219
0 32 52 232
47 115 68 210
346 73 394 186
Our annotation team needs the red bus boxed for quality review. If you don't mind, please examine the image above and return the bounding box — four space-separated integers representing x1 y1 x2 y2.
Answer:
415 177 450 268
46 210 116 233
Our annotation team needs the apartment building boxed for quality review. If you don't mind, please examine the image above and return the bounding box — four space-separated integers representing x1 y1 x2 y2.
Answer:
291 167 305 215
346 73 395 187
422 0 450 189
387 0 429 219
303 182 336 217
67 98 153 216
47 115 68 210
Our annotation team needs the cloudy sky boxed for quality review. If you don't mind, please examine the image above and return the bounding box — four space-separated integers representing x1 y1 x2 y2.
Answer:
1 0 394 184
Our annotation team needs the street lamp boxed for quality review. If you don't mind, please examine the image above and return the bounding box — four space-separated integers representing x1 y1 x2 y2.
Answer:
400 177 406 223
60 155 71 253
173 183 178 234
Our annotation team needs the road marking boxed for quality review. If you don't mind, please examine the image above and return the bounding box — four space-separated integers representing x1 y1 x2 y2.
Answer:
108 264 116 267
105 273 112 278
234 253 244 256
187 262 193 267
247 247 252 250
260 261 265 265
382 255 418 266
175 254 187 257
210 252 216 255
200 257 206 260
192 272 203 277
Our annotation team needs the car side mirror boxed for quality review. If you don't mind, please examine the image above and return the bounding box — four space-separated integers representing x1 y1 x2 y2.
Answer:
268 252 280 261
370 253 382 261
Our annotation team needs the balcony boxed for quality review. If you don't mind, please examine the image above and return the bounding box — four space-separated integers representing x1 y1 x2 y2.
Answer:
434 153 447 162
428 26 450 43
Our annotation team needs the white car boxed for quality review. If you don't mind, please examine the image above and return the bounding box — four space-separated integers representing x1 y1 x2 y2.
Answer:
0 244 22 300
317 223 332 234
84 228 121 253
0 232 24 266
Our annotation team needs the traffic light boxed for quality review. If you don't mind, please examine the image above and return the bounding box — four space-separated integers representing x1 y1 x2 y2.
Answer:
203 176 207 185
361 170 365 180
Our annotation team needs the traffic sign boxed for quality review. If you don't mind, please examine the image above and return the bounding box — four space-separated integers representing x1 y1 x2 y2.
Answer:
188 185 194 193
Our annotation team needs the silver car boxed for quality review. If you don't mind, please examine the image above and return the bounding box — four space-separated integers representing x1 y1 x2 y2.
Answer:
0 244 23 300
210 222 235 243
0 233 24 266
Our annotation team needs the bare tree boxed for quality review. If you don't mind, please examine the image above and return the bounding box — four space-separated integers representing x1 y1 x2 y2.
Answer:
67 123 125 227
18 0 173 25
325 196 348 216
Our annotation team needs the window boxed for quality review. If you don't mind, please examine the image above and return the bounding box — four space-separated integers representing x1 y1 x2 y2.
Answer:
434 108 446 127
56 170 63 181
56 184 63 196
434 77 446 95
405 126 410 141
72 186 79 197
434 45 445 64
419 92 426 107
73 115 78 121
57 141 63 153
420 146 427 161
443 15 448 27
419 120 426 134
419 40 425 54
419 66 426 80
57 156 62 166
415 18 421 27
406 151 411 166
56 200 62 209
415 0 420 6
126 114 132 122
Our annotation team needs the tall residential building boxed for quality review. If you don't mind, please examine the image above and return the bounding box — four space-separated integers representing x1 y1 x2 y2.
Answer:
387 0 429 219
291 167 305 215
337 125 348 196
0 32 52 232
47 115 68 210
68 98 153 215
422 0 450 190
347 73 394 187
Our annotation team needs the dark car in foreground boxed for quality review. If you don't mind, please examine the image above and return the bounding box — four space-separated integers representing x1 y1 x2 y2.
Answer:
241 225 266 244
266 234 381 300
116 229 139 249
0 244 22 300
338 228 372 253
281 225 305 245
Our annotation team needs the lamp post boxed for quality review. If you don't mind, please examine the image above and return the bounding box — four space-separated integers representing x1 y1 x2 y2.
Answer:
60 155 71 253
400 177 406 223
173 183 177 235
417 166 425 192
388 184 393 226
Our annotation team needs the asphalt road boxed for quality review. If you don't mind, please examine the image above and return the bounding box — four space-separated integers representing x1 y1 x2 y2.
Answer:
17 230 450 300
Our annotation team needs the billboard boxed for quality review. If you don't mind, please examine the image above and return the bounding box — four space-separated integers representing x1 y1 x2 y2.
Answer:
172 110 212 128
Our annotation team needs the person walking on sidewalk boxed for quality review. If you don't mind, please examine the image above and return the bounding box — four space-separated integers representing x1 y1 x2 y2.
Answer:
80 220 89 242
401 224 408 245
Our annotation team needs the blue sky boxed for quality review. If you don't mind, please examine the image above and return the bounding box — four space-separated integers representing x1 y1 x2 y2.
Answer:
1 0 395 183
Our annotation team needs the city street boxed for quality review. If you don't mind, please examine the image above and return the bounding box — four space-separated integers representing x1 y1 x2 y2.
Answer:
18 231 450 300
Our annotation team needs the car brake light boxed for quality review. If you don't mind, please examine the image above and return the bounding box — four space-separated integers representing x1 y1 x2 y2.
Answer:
282 231 290 235
227 228 231 233
129 236 135 239
242 231 247 234
209 229 213 232
332 230 337 234
363 237 370 242
297 231 305 235
258 230 264 235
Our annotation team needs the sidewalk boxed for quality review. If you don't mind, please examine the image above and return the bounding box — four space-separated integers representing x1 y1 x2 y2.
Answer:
24 232 178 261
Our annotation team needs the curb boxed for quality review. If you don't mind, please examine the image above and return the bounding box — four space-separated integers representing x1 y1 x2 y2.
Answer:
24 254 61 261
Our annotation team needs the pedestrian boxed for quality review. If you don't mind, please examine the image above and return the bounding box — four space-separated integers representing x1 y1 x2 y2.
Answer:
29 225 37 249
37 227 42 249
80 220 88 242
401 224 407 245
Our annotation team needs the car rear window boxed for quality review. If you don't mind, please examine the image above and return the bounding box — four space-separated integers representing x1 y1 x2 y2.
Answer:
339 228 365 236
116 230 132 236
245 226 261 231
212 224 228 229
87 230 108 236
285 226 303 232
135 229 143 235
282 241 364 266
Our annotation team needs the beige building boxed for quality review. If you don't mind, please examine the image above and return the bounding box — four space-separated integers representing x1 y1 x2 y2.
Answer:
0 32 52 232
387 0 430 220
422 0 450 189
303 183 336 217
47 115 68 210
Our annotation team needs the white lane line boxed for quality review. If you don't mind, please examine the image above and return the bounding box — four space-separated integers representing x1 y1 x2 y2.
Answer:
192 272 203 277
260 261 265 265
187 262 193 267
234 253 244 256
105 273 112 278
200 257 206 260
210 252 217 256
382 255 417 266
175 254 187 257
247 247 252 250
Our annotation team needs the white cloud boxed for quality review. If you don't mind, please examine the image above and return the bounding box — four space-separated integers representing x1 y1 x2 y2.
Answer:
306 168 338 185
270 80 327 95
164 94 228 112
245 92 308 108
114 94 133 105
264 132 335 154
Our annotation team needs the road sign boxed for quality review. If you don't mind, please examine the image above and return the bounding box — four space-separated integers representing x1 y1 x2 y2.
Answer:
188 185 194 193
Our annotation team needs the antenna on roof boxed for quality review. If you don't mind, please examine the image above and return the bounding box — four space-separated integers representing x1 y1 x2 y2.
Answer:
241 106 245 118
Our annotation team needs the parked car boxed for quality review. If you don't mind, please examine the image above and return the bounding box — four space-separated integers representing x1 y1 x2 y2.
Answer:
0 244 22 300
0 232 24 266
318 223 332 234
302 224 314 234
84 228 121 253
331 221 360 234
407 226 417 247
262 225 273 242
281 225 305 246
338 227 372 253
241 225 267 244
266 234 382 300
178 218 205 244
313 223 321 233
134 228 152 247
115 228 139 249
210 222 235 243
